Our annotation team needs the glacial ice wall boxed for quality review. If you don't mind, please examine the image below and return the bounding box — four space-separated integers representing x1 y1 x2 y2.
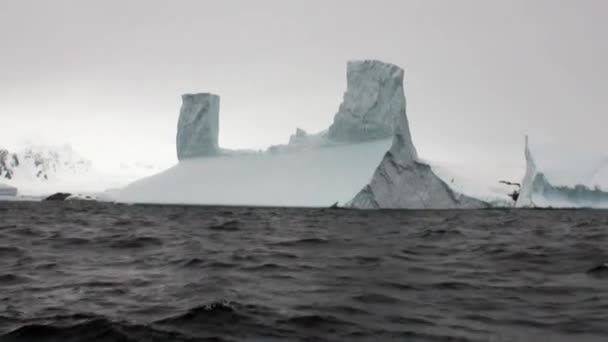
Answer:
516 137 608 208
328 60 418 162
176 93 220 161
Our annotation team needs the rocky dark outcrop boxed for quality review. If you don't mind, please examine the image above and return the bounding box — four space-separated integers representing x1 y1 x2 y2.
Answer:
44 193 72 201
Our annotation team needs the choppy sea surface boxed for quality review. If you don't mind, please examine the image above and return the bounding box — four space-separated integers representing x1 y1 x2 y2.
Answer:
1 201 608 342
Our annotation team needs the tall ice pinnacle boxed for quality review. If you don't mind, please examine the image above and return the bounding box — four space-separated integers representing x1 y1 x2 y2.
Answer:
176 93 220 161
328 60 418 163
344 60 487 209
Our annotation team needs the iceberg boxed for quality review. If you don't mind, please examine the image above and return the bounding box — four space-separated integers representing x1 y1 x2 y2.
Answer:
516 136 608 208
118 60 487 208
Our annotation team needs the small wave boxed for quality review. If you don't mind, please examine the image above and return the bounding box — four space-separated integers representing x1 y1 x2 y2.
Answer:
1 317 212 342
109 236 163 249
181 258 204 267
242 263 284 271
587 263 608 278
157 302 241 324
167 213 182 220
419 228 464 239
33 262 58 270
112 219 132 227
352 293 401 304
353 256 382 265
272 252 299 259
69 219 90 227
0 273 31 285
74 280 123 288
155 301 267 333
208 220 240 231
400 249 422 256
230 253 259 262
278 314 355 328
272 238 330 247
432 281 481 290
576 221 594 228
378 281 416 291
296 304 371 316
386 315 435 326
0 246 25 257
12 226 46 237
206 261 236 269
60 237 91 246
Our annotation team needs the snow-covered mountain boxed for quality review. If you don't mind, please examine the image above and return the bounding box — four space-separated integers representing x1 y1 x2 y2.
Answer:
0 143 163 197
1 144 92 182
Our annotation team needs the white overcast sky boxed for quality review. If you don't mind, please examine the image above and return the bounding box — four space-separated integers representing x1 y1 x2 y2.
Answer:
1 0 606 171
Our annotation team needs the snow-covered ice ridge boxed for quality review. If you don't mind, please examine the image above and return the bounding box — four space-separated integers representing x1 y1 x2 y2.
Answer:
118 60 488 208
516 137 608 208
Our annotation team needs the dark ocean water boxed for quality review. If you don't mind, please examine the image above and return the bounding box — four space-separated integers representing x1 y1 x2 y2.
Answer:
1 202 608 342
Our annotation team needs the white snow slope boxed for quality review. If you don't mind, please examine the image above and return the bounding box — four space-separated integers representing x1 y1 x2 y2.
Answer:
0 143 164 197
118 139 392 207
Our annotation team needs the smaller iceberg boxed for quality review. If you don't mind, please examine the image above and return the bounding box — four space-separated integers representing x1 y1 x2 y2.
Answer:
516 136 608 208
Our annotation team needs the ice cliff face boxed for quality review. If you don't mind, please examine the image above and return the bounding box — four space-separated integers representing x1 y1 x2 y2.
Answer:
341 61 486 209
328 61 417 162
176 93 220 161
516 137 608 208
